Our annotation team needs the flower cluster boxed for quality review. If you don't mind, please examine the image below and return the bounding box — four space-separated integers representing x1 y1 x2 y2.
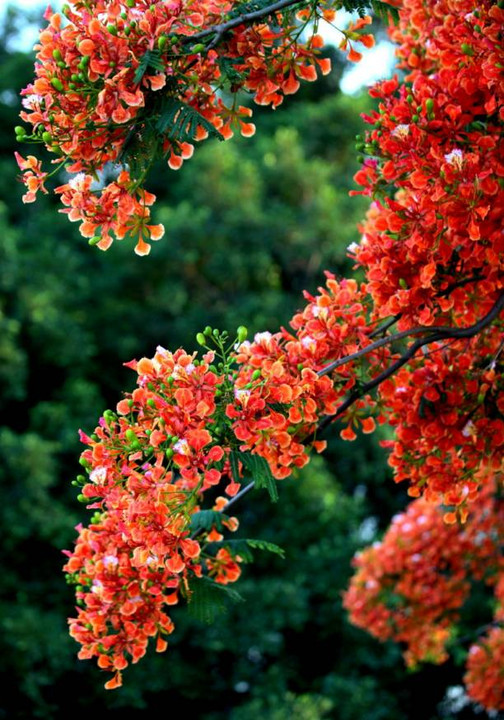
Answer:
15 0 374 253
60 0 504 707
351 0 504 329
378 329 504 511
344 477 504 707
64 275 395 687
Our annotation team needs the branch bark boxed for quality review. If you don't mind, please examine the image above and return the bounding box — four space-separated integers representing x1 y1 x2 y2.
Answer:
183 0 305 48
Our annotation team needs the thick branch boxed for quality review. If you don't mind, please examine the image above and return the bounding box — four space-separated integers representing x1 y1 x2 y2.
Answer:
329 292 504 419
214 293 504 516
320 295 504 378
184 0 305 47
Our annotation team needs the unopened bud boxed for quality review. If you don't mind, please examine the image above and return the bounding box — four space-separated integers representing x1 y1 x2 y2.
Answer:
196 332 206 346
50 78 64 92
237 326 248 343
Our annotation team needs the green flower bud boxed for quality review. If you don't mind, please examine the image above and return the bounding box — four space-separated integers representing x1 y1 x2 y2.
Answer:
251 369 262 381
126 0 135 6
158 35 168 50
14 126 26 137
191 43 206 53
51 78 64 92
107 24 118 35
147 398 156 408
461 43 473 56
204 325 212 336
52 49 63 61
42 131 52 144
399 278 408 289
88 236 101 246
411 114 419 123
237 325 248 343
125 429 137 443
425 98 434 112
79 457 90 467
165 448 174 459
196 332 206 346
77 494 87 503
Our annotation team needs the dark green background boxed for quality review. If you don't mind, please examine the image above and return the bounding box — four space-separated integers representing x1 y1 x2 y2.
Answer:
0 7 494 718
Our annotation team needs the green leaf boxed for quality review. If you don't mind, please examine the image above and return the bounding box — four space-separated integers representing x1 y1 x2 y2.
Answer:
155 98 224 143
339 0 399 22
187 576 244 624
240 452 279 502
229 449 241 484
246 538 285 559
134 50 165 84
189 509 228 534
217 538 286 563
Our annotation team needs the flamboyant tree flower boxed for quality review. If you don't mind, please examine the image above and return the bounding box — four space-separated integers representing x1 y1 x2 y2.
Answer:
15 0 378 253
50 0 504 708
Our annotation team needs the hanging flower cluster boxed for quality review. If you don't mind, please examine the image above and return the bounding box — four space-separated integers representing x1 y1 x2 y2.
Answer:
351 0 504 329
378 329 504 511
58 0 504 708
14 0 377 254
343 477 504 708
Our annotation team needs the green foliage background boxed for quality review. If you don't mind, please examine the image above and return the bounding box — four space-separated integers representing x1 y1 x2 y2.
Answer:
0 8 491 719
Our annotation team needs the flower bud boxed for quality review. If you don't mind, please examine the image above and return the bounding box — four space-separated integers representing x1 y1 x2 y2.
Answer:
50 78 64 92
42 131 53 144
237 326 248 343
191 43 206 53
196 332 206 346
88 236 101 246
251 369 262 381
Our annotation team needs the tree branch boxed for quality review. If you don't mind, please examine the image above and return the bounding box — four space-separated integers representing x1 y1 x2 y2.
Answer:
319 294 504 378
213 293 504 517
328 292 504 419
183 0 305 48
